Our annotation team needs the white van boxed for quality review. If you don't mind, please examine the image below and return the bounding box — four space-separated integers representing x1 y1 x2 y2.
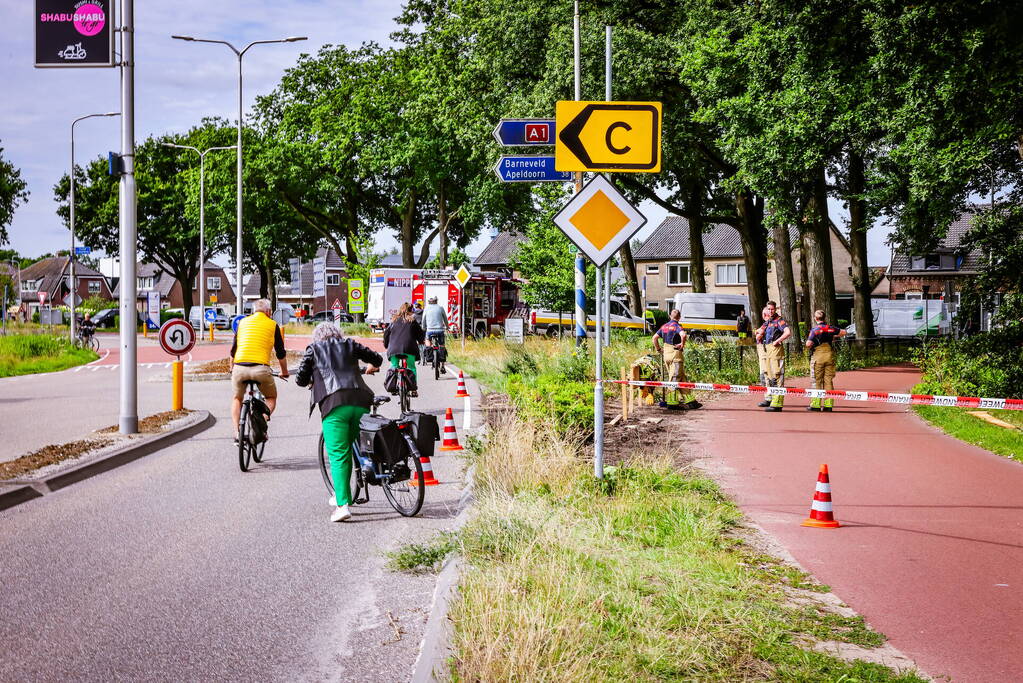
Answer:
671 293 750 342
847 300 950 337
529 299 647 337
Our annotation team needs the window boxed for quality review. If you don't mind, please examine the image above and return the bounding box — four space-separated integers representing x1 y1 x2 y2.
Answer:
905 291 923 300
21 279 40 293
646 301 660 309
645 265 660 274
715 303 746 320
137 276 155 290
206 276 221 290
610 300 627 317
667 263 691 286
715 263 747 285
88 281 101 294
326 273 341 286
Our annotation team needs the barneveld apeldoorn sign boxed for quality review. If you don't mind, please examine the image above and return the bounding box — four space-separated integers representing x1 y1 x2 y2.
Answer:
35 0 115 68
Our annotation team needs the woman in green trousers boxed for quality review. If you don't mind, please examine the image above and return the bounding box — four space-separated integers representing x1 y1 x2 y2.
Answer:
296 322 383 522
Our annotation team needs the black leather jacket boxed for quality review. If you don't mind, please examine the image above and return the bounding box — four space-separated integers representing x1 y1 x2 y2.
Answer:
295 337 384 413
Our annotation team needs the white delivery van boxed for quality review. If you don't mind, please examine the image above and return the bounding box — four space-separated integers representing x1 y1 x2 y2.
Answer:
529 298 647 337
847 299 950 337
366 268 419 330
671 293 750 342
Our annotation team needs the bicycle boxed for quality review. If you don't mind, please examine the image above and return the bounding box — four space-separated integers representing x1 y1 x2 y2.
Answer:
392 355 416 413
74 330 99 352
318 395 425 517
237 372 286 472
426 332 447 381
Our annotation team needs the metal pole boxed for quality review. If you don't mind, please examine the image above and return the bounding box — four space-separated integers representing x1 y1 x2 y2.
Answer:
199 151 206 335
594 257 604 479
119 0 138 434
573 0 586 350
70 128 76 343
236 53 244 316
603 26 613 349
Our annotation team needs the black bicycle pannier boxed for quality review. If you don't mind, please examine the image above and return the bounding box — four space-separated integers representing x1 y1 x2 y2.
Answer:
359 414 405 467
249 397 269 443
422 346 434 364
401 411 439 459
434 346 447 362
384 368 400 394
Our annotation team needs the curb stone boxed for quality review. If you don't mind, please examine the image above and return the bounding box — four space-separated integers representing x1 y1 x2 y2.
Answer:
0 411 215 511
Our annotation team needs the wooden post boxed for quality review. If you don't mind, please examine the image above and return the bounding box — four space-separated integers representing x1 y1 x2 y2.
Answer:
621 368 629 421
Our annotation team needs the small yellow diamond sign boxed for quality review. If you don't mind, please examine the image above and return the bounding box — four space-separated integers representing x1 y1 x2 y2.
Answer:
553 174 647 267
454 263 472 289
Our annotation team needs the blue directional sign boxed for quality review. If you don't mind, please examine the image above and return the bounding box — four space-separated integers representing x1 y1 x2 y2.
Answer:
494 155 573 183
74 246 91 255
204 308 217 322
492 119 556 146
231 315 245 333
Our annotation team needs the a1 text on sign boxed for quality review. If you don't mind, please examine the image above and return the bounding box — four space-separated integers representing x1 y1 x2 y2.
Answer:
159 319 195 358
555 101 662 173
492 119 555 146
35 0 115 67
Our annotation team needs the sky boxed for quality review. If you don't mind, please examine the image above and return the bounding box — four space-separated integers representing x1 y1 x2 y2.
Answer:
1 0 892 267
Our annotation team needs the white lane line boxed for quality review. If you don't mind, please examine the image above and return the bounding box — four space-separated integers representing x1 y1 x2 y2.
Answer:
163 362 170 368
463 395 471 431
87 348 111 366
74 366 84 373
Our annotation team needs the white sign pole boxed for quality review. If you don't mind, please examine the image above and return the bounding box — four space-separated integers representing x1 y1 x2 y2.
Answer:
119 0 139 434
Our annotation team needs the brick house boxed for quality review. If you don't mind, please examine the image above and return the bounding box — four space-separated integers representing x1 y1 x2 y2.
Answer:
17 256 113 316
112 261 236 311
633 217 862 321
888 209 983 305
243 248 347 315
473 230 524 277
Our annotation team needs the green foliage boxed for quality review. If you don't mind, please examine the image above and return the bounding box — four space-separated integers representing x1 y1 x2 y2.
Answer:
387 532 459 573
0 142 30 245
0 334 96 377
914 329 1023 399
160 310 184 324
424 247 470 270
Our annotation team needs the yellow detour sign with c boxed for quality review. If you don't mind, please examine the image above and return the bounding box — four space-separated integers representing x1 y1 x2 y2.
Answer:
555 101 662 173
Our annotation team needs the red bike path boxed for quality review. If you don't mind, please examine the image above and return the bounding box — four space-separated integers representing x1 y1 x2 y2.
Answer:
688 364 1022 682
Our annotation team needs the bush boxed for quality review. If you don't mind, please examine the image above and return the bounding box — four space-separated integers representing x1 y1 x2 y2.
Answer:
644 308 668 329
914 327 1023 398
31 312 39 324
160 310 184 324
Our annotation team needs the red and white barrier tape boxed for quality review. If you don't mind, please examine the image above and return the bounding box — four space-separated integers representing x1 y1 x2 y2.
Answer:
603 380 1023 410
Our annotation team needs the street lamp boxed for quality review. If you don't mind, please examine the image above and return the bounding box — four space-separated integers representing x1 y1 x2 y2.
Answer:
161 142 236 333
170 34 307 314
70 112 120 342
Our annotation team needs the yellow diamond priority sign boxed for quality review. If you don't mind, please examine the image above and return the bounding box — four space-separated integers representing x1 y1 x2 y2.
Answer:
552 174 647 267
453 263 472 289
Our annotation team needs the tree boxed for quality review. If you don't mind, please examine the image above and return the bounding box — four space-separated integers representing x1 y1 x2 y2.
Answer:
424 247 470 270
0 143 29 246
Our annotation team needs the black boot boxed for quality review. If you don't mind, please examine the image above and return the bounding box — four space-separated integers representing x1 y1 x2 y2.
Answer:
757 399 771 407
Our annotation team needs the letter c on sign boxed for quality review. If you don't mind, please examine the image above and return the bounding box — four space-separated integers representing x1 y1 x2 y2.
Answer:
605 121 632 155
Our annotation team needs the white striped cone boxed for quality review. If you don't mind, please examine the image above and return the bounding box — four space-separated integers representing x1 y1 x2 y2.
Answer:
439 407 464 451
455 371 469 397
410 452 440 486
802 464 841 528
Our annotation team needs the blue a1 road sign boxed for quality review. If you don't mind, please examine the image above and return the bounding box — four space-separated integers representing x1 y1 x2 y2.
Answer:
74 246 91 255
204 308 217 322
493 119 556 146
494 155 573 183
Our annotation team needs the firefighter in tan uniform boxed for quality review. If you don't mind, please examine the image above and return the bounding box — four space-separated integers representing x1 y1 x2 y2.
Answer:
755 301 791 412
755 305 772 408
805 309 848 412
652 309 702 410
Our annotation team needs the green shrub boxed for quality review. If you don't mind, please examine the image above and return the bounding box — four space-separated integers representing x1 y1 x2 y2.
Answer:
644 308 668 329
160 310 184 324
914 329 1023 398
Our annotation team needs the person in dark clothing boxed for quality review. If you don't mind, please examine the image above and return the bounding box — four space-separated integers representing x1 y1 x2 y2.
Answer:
295 322 382 522
735 307 752 343
382 302 425 388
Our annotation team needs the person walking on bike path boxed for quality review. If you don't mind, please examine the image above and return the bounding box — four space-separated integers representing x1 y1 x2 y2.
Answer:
805 309 847 412
231 299 289 441
79 313 96 341
423 295 449 375
383 302 425 393
652 309 701 411
756 300 791 412
296 322 382 522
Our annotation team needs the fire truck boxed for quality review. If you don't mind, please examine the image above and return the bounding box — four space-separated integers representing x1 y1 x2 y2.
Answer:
412 269 522 338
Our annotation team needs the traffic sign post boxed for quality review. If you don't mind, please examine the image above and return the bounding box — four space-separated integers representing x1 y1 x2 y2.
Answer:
348 279 365 315
492 119 556 146
204 307 217 341
453 264 471 351
332 298 342 325
493 155 573 183
555 101 662 173
159 319 195 411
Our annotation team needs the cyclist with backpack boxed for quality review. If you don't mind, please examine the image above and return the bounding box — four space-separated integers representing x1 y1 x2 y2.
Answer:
295 322 382 522
382 302 425 395
231 299 289 443
423 295 448 374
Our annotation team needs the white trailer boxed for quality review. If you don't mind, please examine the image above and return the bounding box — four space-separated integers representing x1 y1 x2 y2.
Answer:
366 268 419 329
848 299 951 337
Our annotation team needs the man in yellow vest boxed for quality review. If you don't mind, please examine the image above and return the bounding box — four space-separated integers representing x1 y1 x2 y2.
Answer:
231 299 289 441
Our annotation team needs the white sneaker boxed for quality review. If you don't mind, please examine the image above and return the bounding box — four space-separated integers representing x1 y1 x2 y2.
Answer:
330 505 352 522
328 495 338 507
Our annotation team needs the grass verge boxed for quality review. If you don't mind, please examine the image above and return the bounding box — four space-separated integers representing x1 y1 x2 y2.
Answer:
435 412 923 681
0 334 98 377
913 405 1023 463
279 321 377 337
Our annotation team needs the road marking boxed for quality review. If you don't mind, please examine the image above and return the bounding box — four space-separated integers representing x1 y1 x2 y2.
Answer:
87 348 111 366
463 396 471 431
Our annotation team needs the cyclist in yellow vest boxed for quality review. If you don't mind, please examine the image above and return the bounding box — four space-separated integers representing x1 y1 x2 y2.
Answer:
231 299 289 441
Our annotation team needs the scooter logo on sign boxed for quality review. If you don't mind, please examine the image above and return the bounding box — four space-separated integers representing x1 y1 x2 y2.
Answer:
58 42 87 59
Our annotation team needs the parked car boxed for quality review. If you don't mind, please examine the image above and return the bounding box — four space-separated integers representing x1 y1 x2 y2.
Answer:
529 298 647 337
91 307 146 329
308 310 354 324
242 301 297 324
188 306 231 330
846 299 951 338
671 293 750 343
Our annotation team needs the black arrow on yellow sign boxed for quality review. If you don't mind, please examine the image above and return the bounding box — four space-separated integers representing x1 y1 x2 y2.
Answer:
556 102 661 172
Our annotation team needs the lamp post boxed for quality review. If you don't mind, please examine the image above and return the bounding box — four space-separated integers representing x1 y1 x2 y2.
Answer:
161 143 236 333
70 112 120 342
170 34 307 315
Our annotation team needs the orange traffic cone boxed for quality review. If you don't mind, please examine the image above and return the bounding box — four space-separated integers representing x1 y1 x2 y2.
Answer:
439 407 464 452
455 371 469 398
410 451 441 486
801 464 841 528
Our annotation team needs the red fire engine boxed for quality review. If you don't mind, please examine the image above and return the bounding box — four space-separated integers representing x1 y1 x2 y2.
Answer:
412 270 522 338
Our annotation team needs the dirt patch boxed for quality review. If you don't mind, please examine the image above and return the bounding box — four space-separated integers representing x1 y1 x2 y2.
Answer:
0 439 109 480
188 350 303 376
98 409 193 434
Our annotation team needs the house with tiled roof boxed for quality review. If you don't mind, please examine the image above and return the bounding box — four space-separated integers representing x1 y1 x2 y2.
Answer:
243 247 347 315
633 217 862 321
112 260 236 310
18 256 112 315
888 208 984 303
473 231 525 275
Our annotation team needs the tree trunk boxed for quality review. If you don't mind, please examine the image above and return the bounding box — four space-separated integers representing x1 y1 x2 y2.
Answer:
799 240 812 329
255 258 269 300
801 168 837 324
437 183 449 269
264 252 278 313
687 188 707 293
620 241 642 315
735 192 769 328
772 221 802 346
847 150 876 339
400 188 417 267
178 274 194 324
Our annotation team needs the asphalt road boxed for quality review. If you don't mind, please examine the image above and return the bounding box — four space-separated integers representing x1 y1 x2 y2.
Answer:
688 364 1023 683
0 341 473 681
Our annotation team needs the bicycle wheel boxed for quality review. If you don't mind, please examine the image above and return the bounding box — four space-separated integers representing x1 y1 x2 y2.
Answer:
434 354 440 381
319 433 366 505
88 336 99 352
238 402 252 472
399 375 411 413
381 434 425 517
